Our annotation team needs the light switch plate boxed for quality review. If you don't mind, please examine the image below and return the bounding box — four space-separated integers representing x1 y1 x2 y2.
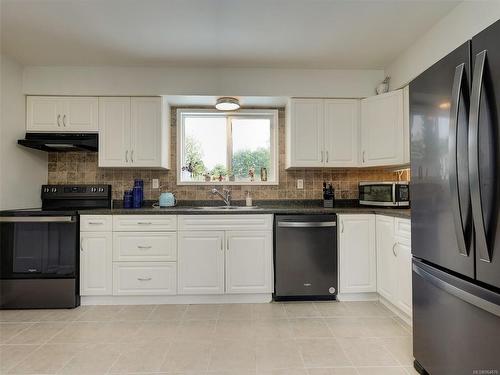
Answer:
152 179 159 189
297 179 304 189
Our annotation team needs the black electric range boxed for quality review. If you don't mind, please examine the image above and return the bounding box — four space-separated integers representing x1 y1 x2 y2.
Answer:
0 185 111 309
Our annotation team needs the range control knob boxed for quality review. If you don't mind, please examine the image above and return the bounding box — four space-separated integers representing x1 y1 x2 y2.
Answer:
98 187 104 192
51 187 57 193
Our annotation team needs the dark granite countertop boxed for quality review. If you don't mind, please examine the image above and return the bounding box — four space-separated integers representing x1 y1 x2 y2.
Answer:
79 200 411 219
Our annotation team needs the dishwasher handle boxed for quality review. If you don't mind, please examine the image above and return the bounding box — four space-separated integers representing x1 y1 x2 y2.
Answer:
277 221 336 228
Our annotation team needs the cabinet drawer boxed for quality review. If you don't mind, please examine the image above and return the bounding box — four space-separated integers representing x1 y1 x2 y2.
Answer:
178 214 273 231
80 215 112 232
394 218 411 240
113 232 177 261
112 262 177 295
113 215 177 231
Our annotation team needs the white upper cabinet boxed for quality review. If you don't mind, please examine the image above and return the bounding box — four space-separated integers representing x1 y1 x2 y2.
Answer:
130 97 167 167
286 98 359 168
286 99 324 168
27 96 98 132
360 89 404 167
324 99 359 167
338 214 377 294
403 85 410 164
98 97 170 169
98 97 131 167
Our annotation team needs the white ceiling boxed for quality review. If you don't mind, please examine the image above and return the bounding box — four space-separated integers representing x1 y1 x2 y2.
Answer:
1 0 459 69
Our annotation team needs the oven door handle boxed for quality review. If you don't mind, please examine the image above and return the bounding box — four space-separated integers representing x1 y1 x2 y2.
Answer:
0 216 76 223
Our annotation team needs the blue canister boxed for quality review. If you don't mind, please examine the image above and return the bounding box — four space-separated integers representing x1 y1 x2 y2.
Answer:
132 186 142 208
133 179 144 207
123 190 133 209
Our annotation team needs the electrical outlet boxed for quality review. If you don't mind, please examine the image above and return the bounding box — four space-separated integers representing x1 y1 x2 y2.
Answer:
297 179 304 189
152 179 159 189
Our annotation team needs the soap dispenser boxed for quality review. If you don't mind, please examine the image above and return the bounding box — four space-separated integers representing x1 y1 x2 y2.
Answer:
245 191 253 207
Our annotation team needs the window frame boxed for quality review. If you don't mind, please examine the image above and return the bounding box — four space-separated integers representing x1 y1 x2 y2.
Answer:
177 108 279 186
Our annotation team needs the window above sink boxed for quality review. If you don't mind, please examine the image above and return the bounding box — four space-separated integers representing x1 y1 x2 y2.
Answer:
177 109 279 185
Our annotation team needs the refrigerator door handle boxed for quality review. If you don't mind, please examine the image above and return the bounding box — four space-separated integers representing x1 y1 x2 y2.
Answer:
468 50 491 263
413 261 500 317
449 63 469 256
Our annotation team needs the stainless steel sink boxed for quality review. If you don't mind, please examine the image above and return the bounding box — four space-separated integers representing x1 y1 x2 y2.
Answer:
194 206 261 210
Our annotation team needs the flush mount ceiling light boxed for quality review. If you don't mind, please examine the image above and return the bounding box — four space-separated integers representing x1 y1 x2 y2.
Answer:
215 97 240 111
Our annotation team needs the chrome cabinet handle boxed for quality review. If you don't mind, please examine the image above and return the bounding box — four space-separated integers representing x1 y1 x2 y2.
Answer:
392 242 398 257
88 221 103 225
137 245 152 249
362 151 366 163
125 150 128 163
62 114 67 127
341 221 344 233
326 151 329 163
131 150 134 163
57 114 61 127
226 237 229 251
137 222 152 225
80 238 84 252
320 151 324 163
220 239 223 252
137 277 152 281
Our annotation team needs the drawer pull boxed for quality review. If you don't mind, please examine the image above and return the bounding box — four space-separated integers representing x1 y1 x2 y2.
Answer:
137 245 152 249
137 277 152 281
137 222 152 225
88 221 103 225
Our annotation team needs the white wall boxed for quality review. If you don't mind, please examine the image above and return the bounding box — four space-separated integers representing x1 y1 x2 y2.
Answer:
386 1 500 89
22 66 384 98
0 55 47 210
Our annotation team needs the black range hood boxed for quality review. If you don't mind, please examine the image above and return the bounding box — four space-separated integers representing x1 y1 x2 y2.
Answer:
18 133 98 152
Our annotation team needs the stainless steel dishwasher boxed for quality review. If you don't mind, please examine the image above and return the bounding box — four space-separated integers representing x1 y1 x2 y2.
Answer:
274 215 337 301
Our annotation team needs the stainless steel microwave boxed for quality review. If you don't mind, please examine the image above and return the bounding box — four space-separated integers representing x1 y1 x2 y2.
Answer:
359 181 410 207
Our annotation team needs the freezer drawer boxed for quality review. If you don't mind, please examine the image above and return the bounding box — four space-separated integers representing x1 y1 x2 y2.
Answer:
412 259 500 375
274 215 337 300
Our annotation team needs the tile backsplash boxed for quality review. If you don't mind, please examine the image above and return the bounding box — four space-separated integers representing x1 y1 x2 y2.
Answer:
48 107 408 202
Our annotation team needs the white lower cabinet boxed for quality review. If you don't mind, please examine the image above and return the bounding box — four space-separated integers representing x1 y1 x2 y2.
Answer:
80 231 113 296
376 215 412 316
226 231 273 294
113 232 177 262
376 215 398 301
178 231 225 295
338 214 377 293
178 215 274 295
113 262 176 295
395 238 412 316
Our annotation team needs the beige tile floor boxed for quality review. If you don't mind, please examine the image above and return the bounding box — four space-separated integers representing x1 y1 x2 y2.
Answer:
0 301 418 375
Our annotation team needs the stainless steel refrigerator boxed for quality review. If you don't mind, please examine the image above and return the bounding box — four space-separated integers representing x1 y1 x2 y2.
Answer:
410 19 500 375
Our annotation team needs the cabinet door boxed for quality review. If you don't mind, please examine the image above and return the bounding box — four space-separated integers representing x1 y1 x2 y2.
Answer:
396 239 412 316
80 232 112 296
287 99 324 167
26 96 64 131
178 231 225 294
63 97 98 132
226 231 273 294
98 97 131 167
324 99 359 167
130 97 164 167
360 90 404 166
339 214 376 293
376 215 398 302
